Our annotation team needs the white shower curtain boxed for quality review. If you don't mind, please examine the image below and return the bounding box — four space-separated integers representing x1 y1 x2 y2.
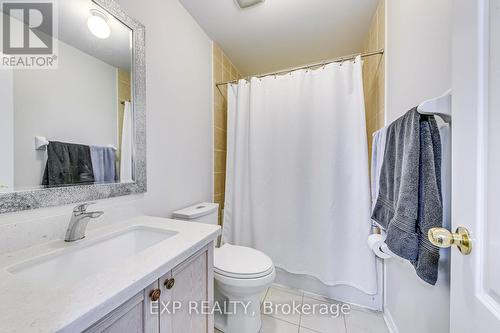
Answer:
224 57 377 295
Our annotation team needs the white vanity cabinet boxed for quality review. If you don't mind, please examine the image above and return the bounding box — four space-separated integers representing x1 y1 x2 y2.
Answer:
83 281 160 333
84 244 214 333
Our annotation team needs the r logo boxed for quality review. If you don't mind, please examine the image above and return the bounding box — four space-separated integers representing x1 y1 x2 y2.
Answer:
2 2 53 54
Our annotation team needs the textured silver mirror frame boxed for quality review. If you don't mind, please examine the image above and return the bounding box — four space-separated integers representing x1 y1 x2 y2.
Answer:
0 0 147 214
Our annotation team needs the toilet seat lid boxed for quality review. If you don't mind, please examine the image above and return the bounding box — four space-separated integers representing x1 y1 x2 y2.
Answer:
214 244 274 279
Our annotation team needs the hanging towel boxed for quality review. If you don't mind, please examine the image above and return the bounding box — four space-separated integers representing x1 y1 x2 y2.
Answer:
371 127 388 211
120 101 133 182
369 127 395 259
90 146 116 183
371 108 442 285
42 141 95 187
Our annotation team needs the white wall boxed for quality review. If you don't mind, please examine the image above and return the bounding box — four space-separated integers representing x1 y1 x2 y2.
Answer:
13 41 118 188
117 0 214 217
0 70 14 191
386 0 453 123
0 0 213 254
384 1 452 333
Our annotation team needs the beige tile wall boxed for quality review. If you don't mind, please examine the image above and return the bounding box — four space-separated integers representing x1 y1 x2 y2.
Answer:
213 43 242 224
363 0 385 164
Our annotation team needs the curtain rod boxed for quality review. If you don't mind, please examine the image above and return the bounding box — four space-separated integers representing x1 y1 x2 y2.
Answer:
215 49 384 87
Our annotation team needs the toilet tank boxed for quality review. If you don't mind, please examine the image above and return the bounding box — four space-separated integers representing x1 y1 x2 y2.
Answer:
172 202 219 225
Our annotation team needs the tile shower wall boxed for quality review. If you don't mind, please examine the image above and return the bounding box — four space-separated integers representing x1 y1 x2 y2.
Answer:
213 43 241 224
363 0 385 162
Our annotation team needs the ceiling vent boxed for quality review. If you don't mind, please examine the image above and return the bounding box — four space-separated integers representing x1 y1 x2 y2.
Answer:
235 0 265 9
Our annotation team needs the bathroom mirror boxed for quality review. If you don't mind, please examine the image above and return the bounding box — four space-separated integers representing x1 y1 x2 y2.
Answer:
0 0 146 214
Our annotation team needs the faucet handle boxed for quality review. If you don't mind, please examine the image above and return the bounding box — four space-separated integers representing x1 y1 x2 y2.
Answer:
73 202 96 213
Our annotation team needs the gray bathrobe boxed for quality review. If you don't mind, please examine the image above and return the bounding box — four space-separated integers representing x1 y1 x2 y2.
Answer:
371 108 442 285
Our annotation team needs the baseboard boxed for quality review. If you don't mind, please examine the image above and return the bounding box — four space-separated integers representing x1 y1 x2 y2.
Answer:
383 308 399 333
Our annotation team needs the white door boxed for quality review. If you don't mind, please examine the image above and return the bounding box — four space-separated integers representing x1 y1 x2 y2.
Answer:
450 0 500 331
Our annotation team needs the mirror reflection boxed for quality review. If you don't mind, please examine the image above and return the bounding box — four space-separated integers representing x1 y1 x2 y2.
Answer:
0 0 133 191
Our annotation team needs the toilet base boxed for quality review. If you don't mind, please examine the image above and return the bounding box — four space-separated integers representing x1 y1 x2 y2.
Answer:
213 269 275 333
214 289 263 333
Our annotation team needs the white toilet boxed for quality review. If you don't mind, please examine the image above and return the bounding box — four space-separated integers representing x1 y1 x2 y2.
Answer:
173 203 275 333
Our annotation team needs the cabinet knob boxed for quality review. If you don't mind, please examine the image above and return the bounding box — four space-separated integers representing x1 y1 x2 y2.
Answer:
164 278 175 290
149 289 161 301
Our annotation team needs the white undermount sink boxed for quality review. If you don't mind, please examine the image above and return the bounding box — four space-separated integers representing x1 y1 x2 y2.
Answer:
7 226 177 287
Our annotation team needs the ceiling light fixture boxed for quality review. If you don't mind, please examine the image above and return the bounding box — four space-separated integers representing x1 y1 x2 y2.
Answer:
87 9 111 39
235 0 265 9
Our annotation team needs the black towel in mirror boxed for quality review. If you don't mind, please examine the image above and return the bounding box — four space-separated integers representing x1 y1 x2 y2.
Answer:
42 141 95 187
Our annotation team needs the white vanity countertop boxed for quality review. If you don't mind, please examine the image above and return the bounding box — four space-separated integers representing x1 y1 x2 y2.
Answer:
0 216 221 333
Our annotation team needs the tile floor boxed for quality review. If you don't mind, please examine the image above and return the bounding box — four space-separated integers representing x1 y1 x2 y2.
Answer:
215 284 390 333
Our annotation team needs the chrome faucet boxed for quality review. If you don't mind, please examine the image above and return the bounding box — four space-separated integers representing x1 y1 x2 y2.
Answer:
65 202 104 242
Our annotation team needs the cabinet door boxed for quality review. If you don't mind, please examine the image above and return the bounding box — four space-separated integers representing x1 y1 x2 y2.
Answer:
160 246 213 333
84 281 160 333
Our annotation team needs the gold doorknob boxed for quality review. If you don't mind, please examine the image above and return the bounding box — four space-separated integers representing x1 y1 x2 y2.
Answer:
149 289 161 301
428 227 472 255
